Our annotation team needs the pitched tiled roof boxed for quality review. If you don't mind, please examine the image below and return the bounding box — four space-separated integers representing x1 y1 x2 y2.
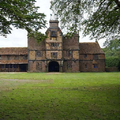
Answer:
0 60 28 64
79 42 104 54
0 47 28 55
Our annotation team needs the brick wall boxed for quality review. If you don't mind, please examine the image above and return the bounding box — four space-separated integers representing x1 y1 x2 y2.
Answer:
63 34 79 50
28 37 45 50
63 60 79 72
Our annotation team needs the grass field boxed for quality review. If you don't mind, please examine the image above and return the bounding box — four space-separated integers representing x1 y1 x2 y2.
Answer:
0 72 120 120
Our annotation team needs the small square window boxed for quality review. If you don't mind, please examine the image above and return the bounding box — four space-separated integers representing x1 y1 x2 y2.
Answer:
6 64 9 68
66 51 72 57
23 55 27 60
93 55 98 60
15 56 19 60
51 31 57 37
1 65 4 68
13 64 18 68
93 64 98 68
36 62 42 71
84 54 87 58
7 56 10 60
51 52 57 58
67 62 72 69
36 51 42 57
10 64 12 68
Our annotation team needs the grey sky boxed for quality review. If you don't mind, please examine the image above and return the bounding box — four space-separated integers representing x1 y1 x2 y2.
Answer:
0 0 105 48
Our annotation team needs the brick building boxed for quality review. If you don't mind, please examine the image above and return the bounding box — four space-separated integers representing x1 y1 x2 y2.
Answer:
0 48 28 72
0 20 105 72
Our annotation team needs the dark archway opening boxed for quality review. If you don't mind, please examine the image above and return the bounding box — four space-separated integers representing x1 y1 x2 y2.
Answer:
48 61 59 72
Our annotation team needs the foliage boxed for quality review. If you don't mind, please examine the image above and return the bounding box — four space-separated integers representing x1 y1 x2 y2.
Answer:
51 0 120 40
102 39 120 68
0 0 46 39
0 72 120 120
28 31 47 43
103 39 120 57
105 56 120 67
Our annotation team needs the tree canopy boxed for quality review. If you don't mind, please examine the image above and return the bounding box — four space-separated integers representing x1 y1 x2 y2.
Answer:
102 39 120 69
0 0 46 37
103 39 120 57
51 0 120 40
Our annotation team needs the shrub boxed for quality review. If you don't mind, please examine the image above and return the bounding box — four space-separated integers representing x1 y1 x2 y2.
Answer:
105 57 120 68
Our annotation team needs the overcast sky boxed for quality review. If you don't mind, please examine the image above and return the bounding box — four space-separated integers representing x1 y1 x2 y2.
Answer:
0 0 105 48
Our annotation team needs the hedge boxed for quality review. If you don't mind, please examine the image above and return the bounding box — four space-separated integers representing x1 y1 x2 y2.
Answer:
105 57 120 69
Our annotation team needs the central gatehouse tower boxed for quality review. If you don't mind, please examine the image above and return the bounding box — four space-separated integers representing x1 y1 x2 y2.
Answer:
28 19 80 72
45 20 63 72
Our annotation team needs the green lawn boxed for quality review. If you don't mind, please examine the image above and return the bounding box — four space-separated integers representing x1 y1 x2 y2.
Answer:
0 72 120 120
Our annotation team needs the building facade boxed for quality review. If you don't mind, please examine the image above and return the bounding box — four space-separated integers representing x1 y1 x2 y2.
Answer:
0 20 105 72
0 48 28 72
28 20 105 72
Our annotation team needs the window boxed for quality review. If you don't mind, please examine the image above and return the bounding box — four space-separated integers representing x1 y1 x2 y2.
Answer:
36 51 42 57
5 64 9 68
7 56 10 60
15 56 19 60
23 55 27 60
10 64 12 68
51 52 57 58
66 51 72 57
1 65 4 68
51 43 59 47
13 64 18 68
93 55 98 60
36 62 42 71
84 54 87 58
67 62 72 69
85 64 87 69
93 64 98 68
51 31 57 37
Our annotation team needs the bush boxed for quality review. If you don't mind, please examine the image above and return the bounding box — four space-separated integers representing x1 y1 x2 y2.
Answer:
105 57 120 68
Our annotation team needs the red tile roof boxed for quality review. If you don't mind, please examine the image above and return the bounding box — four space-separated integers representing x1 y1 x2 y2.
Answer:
79 42 104 54
0 47 28 55
0 60 28 64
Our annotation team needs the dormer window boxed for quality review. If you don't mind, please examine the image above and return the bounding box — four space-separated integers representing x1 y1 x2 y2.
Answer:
51 31 57 37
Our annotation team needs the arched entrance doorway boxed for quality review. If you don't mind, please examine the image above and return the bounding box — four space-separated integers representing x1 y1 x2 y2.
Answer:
48 61 59 72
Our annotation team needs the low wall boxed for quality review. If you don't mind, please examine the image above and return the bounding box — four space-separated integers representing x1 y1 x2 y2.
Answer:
105 67 119 72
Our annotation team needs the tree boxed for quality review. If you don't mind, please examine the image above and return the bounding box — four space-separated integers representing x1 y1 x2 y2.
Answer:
103 39 120 57
0 0 46 39
102 39 120 69
51 0 120 40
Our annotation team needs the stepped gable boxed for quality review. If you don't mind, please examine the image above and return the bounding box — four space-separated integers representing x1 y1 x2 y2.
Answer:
79 42 104 54
0 47 28 55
